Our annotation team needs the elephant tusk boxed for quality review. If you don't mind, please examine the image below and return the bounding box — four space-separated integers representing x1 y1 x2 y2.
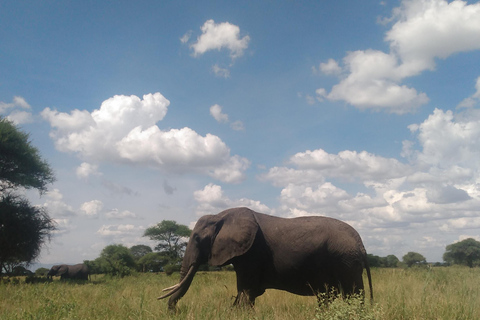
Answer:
158 265 196 300
162 283 180 292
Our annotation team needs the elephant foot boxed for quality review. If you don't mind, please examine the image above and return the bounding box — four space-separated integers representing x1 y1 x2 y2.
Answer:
233 291 255 308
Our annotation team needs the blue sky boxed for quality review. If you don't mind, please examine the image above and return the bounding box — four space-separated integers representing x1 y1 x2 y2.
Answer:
2 0 480 265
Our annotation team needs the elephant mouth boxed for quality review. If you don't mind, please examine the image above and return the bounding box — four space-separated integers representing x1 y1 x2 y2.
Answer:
157 265 196 300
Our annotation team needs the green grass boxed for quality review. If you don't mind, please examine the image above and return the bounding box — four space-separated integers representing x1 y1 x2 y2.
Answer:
1 267 479 319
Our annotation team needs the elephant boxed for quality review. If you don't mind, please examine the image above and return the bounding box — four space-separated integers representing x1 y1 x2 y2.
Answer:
47 263 89 280
159 207 373 310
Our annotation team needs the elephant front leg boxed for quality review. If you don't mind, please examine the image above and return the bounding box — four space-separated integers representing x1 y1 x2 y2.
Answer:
233 289 256 307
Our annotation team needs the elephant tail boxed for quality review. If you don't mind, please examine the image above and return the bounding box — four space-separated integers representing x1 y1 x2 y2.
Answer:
364 256 373 301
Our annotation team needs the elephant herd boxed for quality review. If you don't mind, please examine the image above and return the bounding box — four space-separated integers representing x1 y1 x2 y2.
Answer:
46 207 373 312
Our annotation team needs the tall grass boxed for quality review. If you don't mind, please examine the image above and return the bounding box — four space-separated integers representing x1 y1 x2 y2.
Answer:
1 267 479 319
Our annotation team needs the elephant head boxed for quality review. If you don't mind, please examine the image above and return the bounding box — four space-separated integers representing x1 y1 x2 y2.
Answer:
47 265 67 278
158 208 258 309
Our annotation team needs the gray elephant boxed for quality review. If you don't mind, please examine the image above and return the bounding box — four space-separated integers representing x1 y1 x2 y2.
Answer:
47 263 89 280
159 207 373 310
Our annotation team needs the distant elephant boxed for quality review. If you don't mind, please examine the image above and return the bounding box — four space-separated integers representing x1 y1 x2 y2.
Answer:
47 263 89 280
159 207 373 310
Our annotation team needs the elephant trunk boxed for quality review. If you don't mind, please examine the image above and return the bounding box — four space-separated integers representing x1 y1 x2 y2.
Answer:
158 240 201 310
158 264 198 310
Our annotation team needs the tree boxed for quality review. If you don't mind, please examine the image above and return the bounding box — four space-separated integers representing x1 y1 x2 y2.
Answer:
143 220 191 263
35 267 49 277
402 251 426 268
94 244 136 277
0 195 55 275
137 252 165 273
0 118 54 193
383 255 400 268
443 238 480 268
0 118 56 275
129 244 153 260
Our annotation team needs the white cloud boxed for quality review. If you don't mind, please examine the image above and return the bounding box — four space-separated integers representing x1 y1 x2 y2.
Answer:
212 64 231 78
279 182 350 217
191 19 250 59
230 120 245 131
457 76 480 108
106 209 138 220
97 224 144 238
209 104 245 132
194 183 272 216
0 96 33 124
180 31 192 44
210 104 229 123
407 108 480 168
289 148 411 181
42 93 249 183
319 58 342 75
41 189 75 218
79 200 103 218
318 0 480 113
387 0 480 74
76 162 101 179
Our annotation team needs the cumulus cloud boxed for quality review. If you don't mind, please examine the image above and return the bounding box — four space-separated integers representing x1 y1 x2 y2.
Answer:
210 104 229 123
42 93 249 183
97 224 144 238
212 64 231 78
41 189 75 218
76 162 101 179
106 209 138 220
191 20 250 59
261 91 480 260
406 108 480 168
0 96 33 124
457 76 480 108
317 0 480 113
263 148 411 185
79 200 103 218
209 104 245 132
194 183 272 216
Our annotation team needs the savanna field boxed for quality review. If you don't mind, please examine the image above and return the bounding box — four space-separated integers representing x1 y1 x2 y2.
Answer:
1 267 479 320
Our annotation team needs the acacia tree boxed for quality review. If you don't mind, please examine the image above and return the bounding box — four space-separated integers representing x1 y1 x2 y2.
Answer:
0 118 55 275
402 251 427 268
443 238 480 268
143 220 191 268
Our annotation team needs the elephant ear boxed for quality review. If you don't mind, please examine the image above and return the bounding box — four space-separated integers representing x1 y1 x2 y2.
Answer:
209 209 259 266
57 265 68 275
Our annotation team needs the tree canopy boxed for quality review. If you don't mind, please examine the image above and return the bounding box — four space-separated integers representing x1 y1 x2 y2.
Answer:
143 220 191 261
0 117 55 275
402 251 427 268
0 118 54 193
443 238 480 268
86 244 136 277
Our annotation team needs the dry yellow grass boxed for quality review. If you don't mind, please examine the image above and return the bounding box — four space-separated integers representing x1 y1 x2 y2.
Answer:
0 267 479 319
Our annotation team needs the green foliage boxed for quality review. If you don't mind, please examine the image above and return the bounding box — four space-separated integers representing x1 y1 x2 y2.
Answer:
143 220 191 266
402 251 426 268
0 117 55 193
129 244 152 260
443 238 480 268
367 254 399 268
137 252 165 273
90 244 136 277
315 292 382 320
0 194 55 274
0 117 56 275
35 267 49 277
